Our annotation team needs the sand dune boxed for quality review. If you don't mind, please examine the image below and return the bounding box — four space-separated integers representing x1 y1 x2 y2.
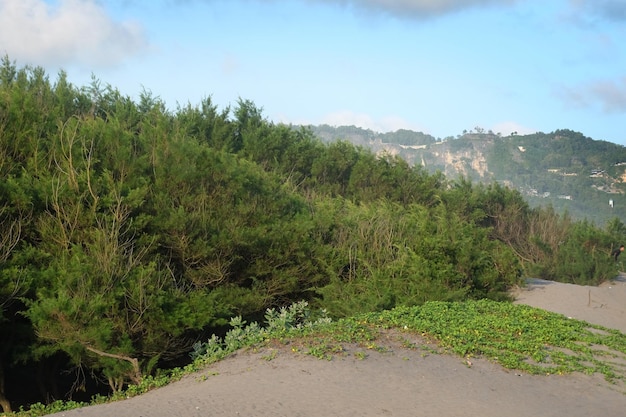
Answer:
48 276 626 417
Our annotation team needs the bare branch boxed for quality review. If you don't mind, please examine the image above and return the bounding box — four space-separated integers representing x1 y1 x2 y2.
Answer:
83 345 142 387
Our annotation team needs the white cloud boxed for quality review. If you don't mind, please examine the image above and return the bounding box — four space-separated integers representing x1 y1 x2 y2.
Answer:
320 110 427 133
0 0 147 68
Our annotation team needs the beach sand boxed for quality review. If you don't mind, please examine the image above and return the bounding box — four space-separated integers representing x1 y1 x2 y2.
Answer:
512 274 626 334
48 275 626 417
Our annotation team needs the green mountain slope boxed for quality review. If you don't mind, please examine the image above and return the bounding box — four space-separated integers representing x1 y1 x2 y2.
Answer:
308 126 626 226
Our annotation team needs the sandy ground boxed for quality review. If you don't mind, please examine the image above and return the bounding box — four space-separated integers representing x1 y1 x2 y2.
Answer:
48 275 626 417
512 274 626 334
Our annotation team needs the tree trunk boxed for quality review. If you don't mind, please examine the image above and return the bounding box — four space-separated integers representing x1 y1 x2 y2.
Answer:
0 359 11 413
0 393 11 414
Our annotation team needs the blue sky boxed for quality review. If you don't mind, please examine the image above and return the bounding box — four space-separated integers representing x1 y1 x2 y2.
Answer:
1 0 625 144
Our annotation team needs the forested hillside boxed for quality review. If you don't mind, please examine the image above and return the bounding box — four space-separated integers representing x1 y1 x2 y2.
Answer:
0 59 624 411
309 126 626 225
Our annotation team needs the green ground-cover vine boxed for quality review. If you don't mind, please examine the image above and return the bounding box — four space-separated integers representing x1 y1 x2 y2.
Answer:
368 300 626 379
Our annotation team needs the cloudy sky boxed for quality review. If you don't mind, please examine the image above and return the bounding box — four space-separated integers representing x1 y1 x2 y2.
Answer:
1 0 625 144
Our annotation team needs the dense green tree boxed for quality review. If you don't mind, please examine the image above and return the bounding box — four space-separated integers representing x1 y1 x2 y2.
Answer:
310 140 362 196
606 217 626 240
175 97 234 151
315 200 521 317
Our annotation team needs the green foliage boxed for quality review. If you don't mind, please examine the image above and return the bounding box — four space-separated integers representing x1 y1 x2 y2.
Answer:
190 301 331 363
315 200 522 317
520 212 618 284
0 59 621 412
370 300 626 379
443 179 619 284
310 124 437 147
379 129 437 146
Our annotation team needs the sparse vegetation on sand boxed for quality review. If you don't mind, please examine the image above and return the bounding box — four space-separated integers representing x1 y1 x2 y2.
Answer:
7 300 626 416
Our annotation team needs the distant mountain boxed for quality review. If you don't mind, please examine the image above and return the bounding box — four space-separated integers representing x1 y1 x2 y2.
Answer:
307 125 626 226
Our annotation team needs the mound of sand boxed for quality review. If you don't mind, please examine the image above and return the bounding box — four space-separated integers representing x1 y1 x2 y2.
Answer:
48 275 626 417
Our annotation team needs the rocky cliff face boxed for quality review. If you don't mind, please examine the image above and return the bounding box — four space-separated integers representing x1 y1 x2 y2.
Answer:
431 146 489 178
373 135 494 181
